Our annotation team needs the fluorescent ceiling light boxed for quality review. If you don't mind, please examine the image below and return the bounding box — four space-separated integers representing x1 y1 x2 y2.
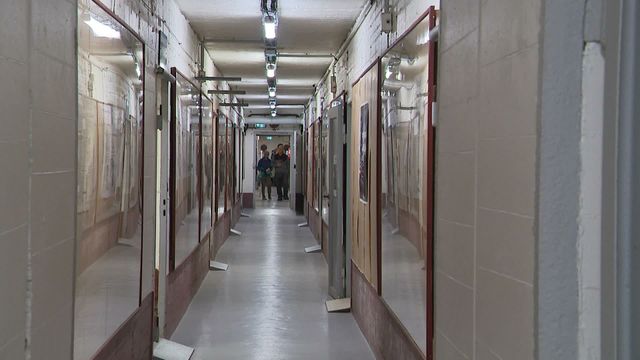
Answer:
266 64 276 78
264 20 277 40
269 89 276 97
85 17 121 39
270 104 276 109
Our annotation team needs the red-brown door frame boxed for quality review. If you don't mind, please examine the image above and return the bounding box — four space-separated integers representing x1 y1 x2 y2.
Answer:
425 7 437 359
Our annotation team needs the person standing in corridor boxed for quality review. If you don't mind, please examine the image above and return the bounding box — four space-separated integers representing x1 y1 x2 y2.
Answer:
283 144 291 200
256 150 273 200
273 144 289 201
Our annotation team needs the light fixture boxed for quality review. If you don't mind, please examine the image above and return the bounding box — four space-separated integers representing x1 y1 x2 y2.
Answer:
264 17 277 40
266 63 276 78
268 87 276 97
271 110 277 117
270 104 276 109
85 17 121 39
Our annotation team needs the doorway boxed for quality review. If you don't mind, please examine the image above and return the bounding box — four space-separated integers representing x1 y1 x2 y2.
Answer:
254 133 293 208
154 67 173 339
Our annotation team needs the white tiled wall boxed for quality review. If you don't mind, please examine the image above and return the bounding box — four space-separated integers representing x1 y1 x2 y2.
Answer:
435 0 541 359
0 0 230 357
0 0 77 358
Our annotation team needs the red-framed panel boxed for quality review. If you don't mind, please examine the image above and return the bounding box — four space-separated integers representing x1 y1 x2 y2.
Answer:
169 67 203 272
377 5 438 358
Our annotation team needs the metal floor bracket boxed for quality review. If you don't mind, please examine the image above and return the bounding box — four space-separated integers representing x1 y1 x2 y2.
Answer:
326 298 351 313
209 261 229 271
153 338 194 360
240 213 251 218
230 228 242 236
298 222 309 228
304 244 322 253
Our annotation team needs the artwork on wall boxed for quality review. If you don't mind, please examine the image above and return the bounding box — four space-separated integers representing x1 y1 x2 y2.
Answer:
359 102 369 203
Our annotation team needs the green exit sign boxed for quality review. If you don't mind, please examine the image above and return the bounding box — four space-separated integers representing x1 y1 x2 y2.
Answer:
266 136 273 140
255 123 266 128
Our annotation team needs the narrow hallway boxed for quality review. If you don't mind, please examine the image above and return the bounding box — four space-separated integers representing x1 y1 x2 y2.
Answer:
171 205 374 360
3 0 635 359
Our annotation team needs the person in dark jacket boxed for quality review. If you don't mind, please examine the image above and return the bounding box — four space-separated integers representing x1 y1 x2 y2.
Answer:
273 144 289 201
256 150 273 200
283 144 291 199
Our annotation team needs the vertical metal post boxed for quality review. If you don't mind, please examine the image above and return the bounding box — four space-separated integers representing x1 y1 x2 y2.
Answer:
616 0 640 358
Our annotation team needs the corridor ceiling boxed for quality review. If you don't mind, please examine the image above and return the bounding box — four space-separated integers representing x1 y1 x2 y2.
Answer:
174 0 367 118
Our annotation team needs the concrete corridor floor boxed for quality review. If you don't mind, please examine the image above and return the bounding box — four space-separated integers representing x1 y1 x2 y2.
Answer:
171 202 375 360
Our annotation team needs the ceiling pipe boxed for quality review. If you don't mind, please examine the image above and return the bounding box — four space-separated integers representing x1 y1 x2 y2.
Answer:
208 89 247 95
313 0 375 98
219 102 249 107
195 76 242 82
429 25 440 41
248 113 300 118
245 118 302 125
278 53 336 59
203 38 264 44
246 104 306 109
198 40 206 78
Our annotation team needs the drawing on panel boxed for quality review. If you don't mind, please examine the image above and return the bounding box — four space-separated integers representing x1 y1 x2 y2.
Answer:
359 102 369 203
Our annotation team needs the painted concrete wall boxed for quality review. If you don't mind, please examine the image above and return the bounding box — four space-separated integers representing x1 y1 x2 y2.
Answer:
434 0 541 359
0 0 77 358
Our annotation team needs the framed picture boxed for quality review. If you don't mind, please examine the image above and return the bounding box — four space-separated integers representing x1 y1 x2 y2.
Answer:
359 102 369 202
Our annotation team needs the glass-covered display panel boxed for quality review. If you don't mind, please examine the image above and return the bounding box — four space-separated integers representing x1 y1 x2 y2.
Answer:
237 120 243 202
380 13 434 355
226 120 234 210
172 70 201 267
313 122 321 212
217 114 227 215
321 113 330 223
201 96 214 238
75 1 143 358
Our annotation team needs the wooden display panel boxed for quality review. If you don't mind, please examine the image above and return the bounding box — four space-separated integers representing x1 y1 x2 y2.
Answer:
306 126 314 207
349 62 381 291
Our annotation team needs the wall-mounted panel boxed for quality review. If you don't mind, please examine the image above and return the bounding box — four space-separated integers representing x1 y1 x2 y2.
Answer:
217 114 227 216
170 69 202 271
349 62 380 290
75 1 145 358
201 96 214 240
380 9 437 355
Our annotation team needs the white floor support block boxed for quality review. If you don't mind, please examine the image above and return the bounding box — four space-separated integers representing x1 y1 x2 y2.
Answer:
230 228 242 236
326 298 351 313
391 227 400 235
304 244 322 253
153 339 194 360
209 261 229 271
298 222 309 227
240 212 251 218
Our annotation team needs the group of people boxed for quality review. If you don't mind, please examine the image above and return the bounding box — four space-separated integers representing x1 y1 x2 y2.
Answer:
256 143 290 201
